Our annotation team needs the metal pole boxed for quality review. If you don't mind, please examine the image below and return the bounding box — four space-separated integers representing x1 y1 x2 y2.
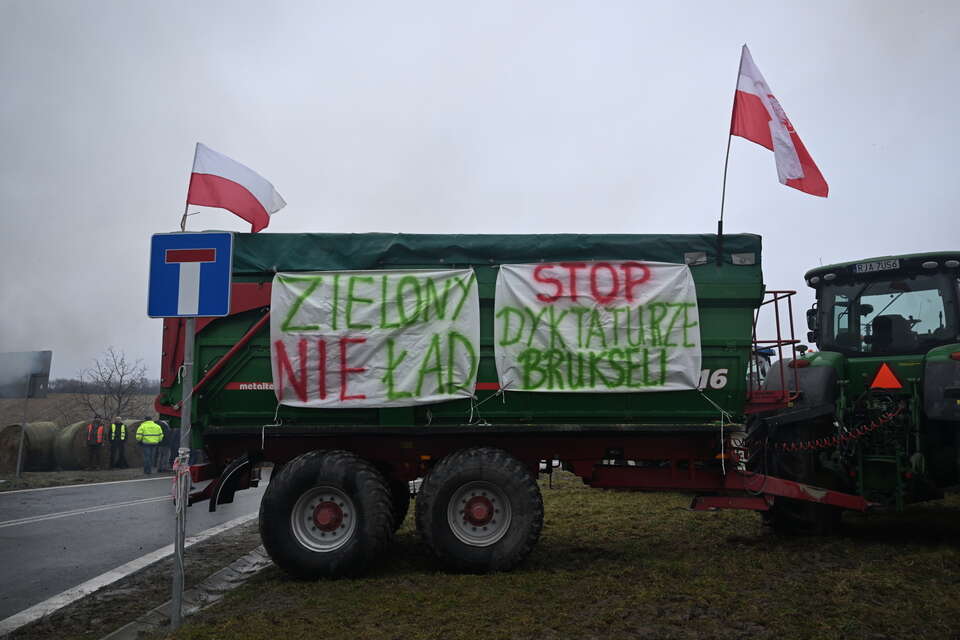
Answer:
171 145 199 628
14 374 31 479
171 317 195 629
718 46 745 261
180 143 198 232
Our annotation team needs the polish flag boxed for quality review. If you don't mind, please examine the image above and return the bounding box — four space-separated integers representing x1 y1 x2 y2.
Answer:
730 45 828 197
187 143 286 232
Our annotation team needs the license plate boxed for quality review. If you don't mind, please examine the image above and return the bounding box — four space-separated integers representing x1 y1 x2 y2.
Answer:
853 259 900 274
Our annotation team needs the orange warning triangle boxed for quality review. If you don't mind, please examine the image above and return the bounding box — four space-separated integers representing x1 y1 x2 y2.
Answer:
870 363 903 390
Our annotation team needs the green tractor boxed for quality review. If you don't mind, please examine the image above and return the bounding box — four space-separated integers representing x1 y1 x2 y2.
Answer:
754 252 960 532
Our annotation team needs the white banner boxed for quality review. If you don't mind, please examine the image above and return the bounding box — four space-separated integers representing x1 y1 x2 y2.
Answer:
270 269 479 407
494 261 701 392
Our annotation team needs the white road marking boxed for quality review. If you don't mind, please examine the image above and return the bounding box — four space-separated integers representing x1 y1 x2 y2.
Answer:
0 475 172 495
0 512 259 637
0 495 172 529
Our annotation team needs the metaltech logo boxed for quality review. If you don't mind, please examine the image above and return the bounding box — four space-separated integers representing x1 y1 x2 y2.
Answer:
225 382 275 391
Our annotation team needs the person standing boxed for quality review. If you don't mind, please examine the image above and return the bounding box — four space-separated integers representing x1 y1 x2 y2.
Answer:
86 418 105 470
109 417 128 469
156 419 171 472
136 416 164 474
166 424 181 472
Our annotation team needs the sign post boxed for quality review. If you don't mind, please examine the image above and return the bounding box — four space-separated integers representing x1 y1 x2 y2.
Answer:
0 351 52 478
148 232 232 630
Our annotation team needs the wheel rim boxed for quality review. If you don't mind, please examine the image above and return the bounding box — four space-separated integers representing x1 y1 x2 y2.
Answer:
291 486 357 552
446 481 512 547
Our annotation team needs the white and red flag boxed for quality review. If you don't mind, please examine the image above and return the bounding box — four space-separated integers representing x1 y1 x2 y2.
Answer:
186 143 286 232
730 45 828 197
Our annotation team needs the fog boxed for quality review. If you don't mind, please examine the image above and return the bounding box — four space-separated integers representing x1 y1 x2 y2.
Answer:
1 1 957 377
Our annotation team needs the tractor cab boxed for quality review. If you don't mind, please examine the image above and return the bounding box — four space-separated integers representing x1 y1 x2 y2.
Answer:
789 252 960 509
806 253 960 357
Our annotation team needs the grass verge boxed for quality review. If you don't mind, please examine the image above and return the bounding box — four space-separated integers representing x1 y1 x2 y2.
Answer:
0 468 172 492
164 472 960 640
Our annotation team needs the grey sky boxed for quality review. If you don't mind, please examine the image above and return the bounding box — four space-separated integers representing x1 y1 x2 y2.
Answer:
2 1 958 378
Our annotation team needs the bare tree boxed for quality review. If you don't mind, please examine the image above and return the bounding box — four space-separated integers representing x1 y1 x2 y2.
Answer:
78 347 152 419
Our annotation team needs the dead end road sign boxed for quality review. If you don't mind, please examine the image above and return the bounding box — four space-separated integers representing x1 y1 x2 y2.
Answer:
148 232 233 318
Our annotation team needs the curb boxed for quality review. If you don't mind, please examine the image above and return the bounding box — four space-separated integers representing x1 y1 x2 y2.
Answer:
100 546 272 640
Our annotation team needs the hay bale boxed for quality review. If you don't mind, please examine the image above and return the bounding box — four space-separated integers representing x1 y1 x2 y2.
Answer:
0 422 58 472
53 421 90 470
124 420 145 469
54 419 149 470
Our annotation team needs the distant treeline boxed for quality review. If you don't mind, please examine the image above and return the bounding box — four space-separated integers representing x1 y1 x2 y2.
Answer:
48 378 160 395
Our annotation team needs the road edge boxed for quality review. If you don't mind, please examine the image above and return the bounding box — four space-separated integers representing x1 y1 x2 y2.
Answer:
100 546 272 640
0 513 258 637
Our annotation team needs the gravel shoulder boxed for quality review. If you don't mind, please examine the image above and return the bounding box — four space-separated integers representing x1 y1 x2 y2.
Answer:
6 521 262 640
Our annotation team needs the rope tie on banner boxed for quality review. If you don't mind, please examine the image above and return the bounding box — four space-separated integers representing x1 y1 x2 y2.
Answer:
467 382 511 426
698 390 735 475
261 403 283 449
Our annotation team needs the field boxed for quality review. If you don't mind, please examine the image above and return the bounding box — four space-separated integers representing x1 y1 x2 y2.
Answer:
162 471 960 640
0 394 156 429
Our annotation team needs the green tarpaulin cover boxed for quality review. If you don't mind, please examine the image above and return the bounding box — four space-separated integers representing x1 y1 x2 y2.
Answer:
231 233 761 274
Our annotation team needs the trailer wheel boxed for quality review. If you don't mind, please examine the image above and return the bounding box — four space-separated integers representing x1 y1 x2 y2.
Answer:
415 447 543 573
259 450 393 579
389 478 411 531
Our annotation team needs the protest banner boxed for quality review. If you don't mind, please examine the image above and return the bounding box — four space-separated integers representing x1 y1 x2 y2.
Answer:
270 269 479 407
494 261 701 392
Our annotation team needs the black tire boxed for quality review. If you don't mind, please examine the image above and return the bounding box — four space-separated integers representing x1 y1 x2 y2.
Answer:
415 447 543 573
755 417 843 536
389 477 411 531
259 450 393 579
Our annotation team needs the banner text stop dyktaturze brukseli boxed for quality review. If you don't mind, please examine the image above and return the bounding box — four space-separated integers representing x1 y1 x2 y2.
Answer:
494 261 701 392
270 269 479 407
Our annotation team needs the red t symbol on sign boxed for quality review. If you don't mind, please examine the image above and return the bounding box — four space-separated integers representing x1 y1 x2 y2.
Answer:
165 248 217 315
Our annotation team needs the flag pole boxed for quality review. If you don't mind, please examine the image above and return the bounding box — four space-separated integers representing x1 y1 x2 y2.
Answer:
180 143 199 232
718 131 732 254
718 45 745 264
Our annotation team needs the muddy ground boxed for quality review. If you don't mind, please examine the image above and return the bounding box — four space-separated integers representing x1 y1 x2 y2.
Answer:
6 521 262 640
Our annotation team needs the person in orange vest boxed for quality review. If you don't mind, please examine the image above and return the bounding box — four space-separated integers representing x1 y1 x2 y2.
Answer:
86 417 106 470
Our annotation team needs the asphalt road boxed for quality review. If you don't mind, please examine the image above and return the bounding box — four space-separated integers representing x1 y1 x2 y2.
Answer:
0 475 267 620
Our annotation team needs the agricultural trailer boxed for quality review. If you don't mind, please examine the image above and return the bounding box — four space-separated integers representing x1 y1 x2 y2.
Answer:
155 232 870 578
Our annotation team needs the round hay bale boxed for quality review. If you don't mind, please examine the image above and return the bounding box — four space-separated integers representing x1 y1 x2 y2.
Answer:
0 422 58 473
53 421 90 471
55 419 149 471
123 420 145 469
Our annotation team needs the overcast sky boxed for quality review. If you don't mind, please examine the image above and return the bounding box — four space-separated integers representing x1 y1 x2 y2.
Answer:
1 0 958 378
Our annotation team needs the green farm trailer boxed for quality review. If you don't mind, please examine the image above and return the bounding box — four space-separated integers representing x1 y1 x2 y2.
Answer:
156 232 873 578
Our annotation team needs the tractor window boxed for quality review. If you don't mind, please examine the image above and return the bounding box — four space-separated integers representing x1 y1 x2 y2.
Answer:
822 273 958 355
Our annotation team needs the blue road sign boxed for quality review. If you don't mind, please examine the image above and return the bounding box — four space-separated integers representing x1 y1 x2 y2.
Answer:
148 232 233 318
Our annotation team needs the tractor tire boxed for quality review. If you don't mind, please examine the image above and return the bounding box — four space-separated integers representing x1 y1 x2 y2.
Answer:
259 449 393 579
756 416 843 536
415 447 543 573
389 477 411 531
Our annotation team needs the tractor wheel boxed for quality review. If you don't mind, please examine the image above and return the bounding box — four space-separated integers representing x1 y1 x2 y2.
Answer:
259 450 393 579
415 447 543 573
389 477 411 531
756 417 843 536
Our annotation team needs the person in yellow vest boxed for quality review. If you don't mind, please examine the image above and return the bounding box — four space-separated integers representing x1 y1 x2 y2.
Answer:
136 416 165 474
109 417 128 469
86 418 106 470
